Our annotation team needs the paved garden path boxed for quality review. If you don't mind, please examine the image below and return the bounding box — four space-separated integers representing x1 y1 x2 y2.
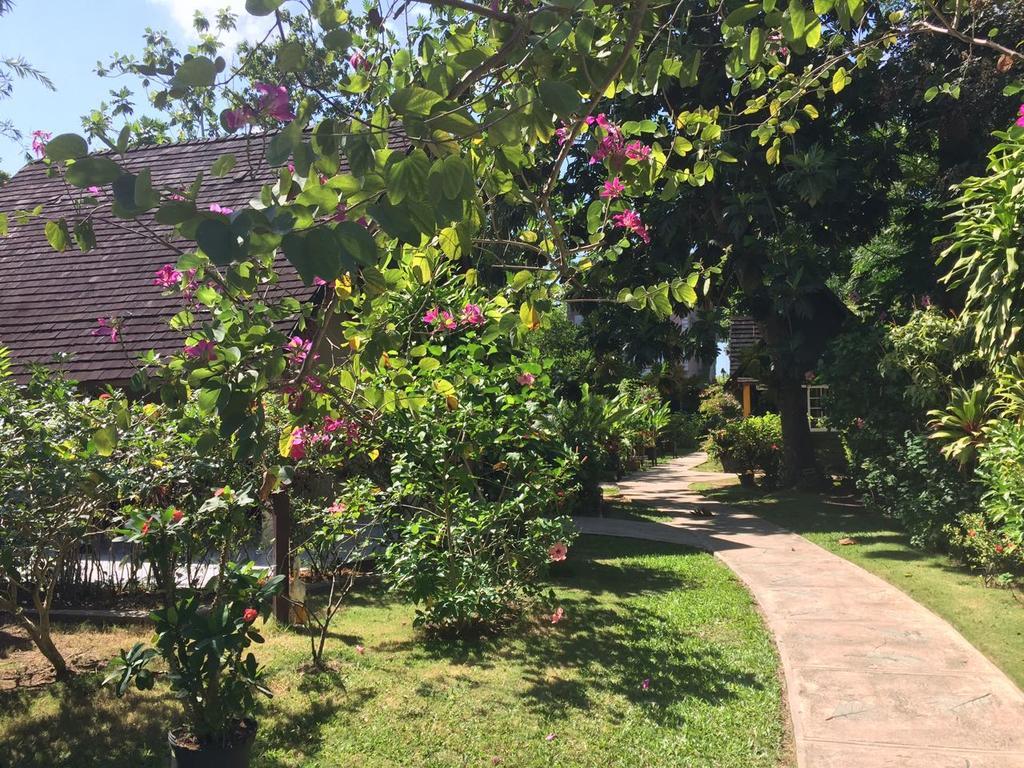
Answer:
577 453 1024 768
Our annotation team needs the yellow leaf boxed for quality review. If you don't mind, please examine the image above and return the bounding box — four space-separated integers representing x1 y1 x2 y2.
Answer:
368 448 380 461
802 103 819 119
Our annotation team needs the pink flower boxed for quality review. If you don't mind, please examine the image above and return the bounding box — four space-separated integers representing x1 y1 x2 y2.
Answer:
440 311 457 330
517 372 536 387
641 678 651 691
153 264 182 288
462 303 485 325
422 307 440 325
331 202 348 222
242 608 259 624
92 316 122 343
184 339 216 360
328 501 347 515
313 277 327 286
288 427 307 460
223 106 254 132
31 130 51 158
87 186 102 196
305 374 325 393
611 209 651 244
550 607 565 624
286 336 316 365
209 203 234 215
423 307 457 331
555 125 571 145
255 83 295 122
168 192 186 202
624 141 650 161
600 177 625 200
548 542 567 562
545 733 557 741
355 644 365 655
1016 104 1024 128
348 51 369 70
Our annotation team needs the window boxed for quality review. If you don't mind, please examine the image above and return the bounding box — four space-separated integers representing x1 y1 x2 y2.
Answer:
806 384 828 431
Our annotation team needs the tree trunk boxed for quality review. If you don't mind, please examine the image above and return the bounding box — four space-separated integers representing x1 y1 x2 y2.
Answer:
776 373 820 488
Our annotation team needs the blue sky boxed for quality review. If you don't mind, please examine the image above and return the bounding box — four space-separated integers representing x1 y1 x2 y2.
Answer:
0 0 266 172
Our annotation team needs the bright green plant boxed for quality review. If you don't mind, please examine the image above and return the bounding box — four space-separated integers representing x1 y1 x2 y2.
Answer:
698 382 744 433
928 384 998 466
705 414 783 488
975 420 1024 550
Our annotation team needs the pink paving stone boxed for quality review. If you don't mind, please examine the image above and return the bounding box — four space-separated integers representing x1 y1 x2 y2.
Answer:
576 452 1024 768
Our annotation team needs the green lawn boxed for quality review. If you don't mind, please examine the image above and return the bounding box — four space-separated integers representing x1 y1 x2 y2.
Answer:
692 481 1024 689
0 535 788 768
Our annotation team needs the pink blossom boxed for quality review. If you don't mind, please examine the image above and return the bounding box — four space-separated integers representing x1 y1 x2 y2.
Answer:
624 141 651 161
548 542 568 562
184 339 216 360
422 307 456 331
168 192 187 202
600 177 625 200
545 733 558 741
153 264 182 288
462 303 485 326
611 209 651 244
288 427 307 460
209 203 234 215
440 310 456 330
223 106 254 132
255 83 295 122
355 644 365 655
285 336 317 365
555 125 571 145
328 501 347 515
348 51 370 70
305 374 325 393
422 307 440 325
331 202 348 222
87 186 102 196
31 130 51 159
641 678 651 691
313 276 327 286
517 372 536 387
1017 104 1024 128
92 316 122 343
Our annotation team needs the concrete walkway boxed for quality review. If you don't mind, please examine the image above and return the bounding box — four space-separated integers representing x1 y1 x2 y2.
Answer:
577 453 1024 768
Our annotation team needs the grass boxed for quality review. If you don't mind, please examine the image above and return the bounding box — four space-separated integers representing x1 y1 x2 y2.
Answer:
693 481 1024 689
0 535 789 768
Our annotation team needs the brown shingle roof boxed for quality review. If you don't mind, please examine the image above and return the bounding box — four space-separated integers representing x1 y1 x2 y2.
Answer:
0 130 402 384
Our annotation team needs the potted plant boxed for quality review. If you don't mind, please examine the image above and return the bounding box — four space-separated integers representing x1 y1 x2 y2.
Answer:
105 493 284 767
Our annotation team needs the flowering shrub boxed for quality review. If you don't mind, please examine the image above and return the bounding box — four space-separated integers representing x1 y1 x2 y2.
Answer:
945 512 1024 584
697 382 743 433
705 414 783 488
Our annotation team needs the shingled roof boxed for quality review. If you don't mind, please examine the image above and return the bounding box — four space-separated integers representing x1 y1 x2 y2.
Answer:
0 129 408 385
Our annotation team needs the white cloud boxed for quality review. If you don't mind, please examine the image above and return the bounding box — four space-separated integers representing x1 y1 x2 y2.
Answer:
147 0 274 53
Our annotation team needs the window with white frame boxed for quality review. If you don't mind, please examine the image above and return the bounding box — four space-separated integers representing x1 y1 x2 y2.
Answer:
806 384 828 431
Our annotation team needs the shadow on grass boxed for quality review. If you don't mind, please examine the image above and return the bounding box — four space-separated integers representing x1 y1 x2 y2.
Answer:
0 674 175 768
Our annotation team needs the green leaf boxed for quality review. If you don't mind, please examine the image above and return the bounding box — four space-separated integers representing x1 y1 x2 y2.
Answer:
211 154 237 177
171 56 216 88
45 219 70 252
389 86 444 116
725 3 760 26
386 148 431 204
44 133 88 162
324 28 353 51
245 0 283 15
436 155 470 201
831 66 850 94
66 157 123 187
335 221 378 266
92 425 118 456
275 40 305 73
267 121 300 166
813 0 833 12
367 201 423 246
282 229 341 285
538 80 582 118
196 219 241 265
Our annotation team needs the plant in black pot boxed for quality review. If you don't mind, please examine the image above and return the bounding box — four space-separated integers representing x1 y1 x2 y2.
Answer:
104 491 284 767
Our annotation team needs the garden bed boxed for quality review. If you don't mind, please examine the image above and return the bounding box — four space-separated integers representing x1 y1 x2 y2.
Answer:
0 535 789 768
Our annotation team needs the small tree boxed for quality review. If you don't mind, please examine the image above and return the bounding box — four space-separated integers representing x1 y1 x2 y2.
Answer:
0 365 108 679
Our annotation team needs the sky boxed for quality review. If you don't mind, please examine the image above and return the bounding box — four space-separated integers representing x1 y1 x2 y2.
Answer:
0 0 268 173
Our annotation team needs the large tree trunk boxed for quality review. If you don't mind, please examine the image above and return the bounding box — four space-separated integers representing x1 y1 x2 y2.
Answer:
776 371 820 488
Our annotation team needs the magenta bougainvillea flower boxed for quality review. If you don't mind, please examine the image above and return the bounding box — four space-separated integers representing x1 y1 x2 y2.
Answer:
641 678 651 691
422 307 440 325
184 339 216 360
255 83 295 122
422 307 457 331
223 106 256 131
548 541 568 562
305 374 325 393
599 177 625 200
624 141 651 161
611 209 651 243
462 303 485 325
92 316 122 343
209 203 234 215
517 372 536 386
30 130 51 159
288 427 307 460
1016 104 1024 127
348 51 370 70
153 264 182 288
285 336 316 365
242 608 259 624
87 186 102 196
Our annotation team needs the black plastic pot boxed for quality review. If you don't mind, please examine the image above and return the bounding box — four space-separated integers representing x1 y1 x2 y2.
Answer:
168 720 256 768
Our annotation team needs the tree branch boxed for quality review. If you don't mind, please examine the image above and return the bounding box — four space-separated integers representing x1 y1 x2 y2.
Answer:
418 0 517 25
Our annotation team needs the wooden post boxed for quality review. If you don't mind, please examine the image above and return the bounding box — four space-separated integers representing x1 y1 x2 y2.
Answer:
271 491 291 625
742 382 752 418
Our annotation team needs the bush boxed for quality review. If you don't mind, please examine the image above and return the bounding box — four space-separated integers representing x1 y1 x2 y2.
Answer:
975 420 1024 550
946 512 1024 585
663 412 703 453
858 432 978 551
704 414 783 488
698 382 743 433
